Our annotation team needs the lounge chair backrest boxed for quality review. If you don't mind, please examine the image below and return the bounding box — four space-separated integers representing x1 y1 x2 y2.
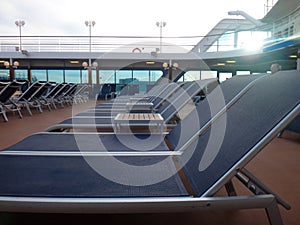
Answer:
17 82 44 101
69 84 79 96
61 84 78 97
178 71 300 197
119 84 139 96
53 83 71 98
156 81 194 115
34 82 52 99
151 83 182 108
74 84 87 95
0 81 24 103
158 79 218 121
146 83 167 96
44 83 64 98
0 82 9 92
166 75 266 151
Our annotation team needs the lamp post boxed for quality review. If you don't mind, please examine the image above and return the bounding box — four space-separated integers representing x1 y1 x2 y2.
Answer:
156 21 166 53
85 20 96 55
15 20 25 52
84 20 96 95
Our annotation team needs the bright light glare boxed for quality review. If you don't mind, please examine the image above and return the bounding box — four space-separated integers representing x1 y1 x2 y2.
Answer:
244 38 264 50
239 31 270 51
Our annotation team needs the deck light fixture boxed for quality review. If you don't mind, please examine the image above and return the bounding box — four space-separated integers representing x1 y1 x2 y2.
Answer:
13 61 19 68
2 61 19 69
4 61 10 68
162 60 179 81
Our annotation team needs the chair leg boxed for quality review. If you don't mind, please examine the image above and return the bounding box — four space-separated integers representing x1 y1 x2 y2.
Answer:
47 103 51 111
225 180 237 196
25 103 32 116
17 109 23 119
265 198 284 225
1 112 8 122
0 105 8 122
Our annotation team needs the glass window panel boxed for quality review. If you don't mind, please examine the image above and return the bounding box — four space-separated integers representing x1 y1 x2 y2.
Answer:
100 70 115 84
0 69 10 81
218 32 235 51
201 71 218 79
65 70 80 83
48 70 64 83
92 70 97 84
133 70 149 93
219 72 232 83
116 70 132 84
14 69 28 80
82 70 88 83
236 71 251 75
149 70 163 83
31 70 47 82
183 71 201 81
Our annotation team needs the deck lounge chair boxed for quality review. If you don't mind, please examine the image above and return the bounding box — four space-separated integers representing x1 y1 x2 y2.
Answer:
96 82 182 110
34 82 53 111
89 81 197 113
12 81 46 116
0 71 298 225
41 83 70 109
104 82 169 103
72 84 89 104
46 79 218 132
8 74 266 152
0 81 24 122
96 83 112 100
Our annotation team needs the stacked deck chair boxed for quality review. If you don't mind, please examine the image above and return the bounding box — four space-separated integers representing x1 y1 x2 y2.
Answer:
79 82 185 118
0 81 24 122
46 79 218 132
40 83 70 109
34 82 53 111
11 74 265 153
72 84 89 104
89 81 187 113
11 81 50 116
59 83 79 106
0 71 299 225
99 82 169 103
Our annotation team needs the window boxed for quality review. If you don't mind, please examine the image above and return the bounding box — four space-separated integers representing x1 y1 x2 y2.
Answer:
219 72 232 83
31 70 47 82
201 71 217 79
48 70 64 83
0 69 10 81
65 70 81 83
133 70 149 92
14 69 28 80
178 70 217 81
184 71 201 81
116 70 132 84
100 70 115 84
149 70 163 83
236 71 251 75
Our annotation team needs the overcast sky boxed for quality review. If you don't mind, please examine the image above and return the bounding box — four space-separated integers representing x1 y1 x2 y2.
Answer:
0 0 270 37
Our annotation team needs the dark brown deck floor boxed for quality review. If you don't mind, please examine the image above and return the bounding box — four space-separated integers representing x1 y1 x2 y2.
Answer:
0 101 299 225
